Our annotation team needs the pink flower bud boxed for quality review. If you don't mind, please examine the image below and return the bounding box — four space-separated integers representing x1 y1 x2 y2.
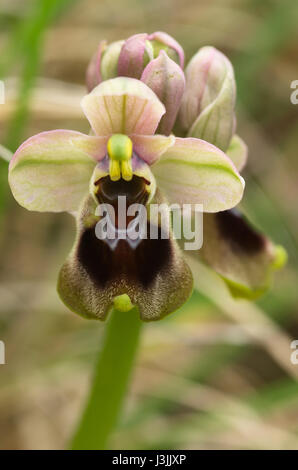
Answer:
86 32 184 89
178 46 236 151
141 51 185 135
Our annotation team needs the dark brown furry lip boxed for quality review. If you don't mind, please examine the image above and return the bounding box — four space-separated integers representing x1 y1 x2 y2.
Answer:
77 223 172 289
215 209 265 255
78 175 172 288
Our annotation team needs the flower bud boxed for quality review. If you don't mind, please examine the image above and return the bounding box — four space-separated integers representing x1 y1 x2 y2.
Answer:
86 41 107 92
141 51 185 135
178 46 236 152
86 40 125 91
101 40 125 81
117 33 154 79
86 31 184 90
149 31 184 68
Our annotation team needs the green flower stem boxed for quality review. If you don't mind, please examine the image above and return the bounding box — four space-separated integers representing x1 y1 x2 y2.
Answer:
71 307 142 450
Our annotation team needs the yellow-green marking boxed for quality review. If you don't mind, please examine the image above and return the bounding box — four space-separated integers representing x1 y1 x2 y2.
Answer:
107 134 133 181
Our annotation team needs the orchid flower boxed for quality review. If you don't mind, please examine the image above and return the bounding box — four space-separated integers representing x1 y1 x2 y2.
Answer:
86 36 286 303
8 75 245 321
8 34 285 321
176 45 286 299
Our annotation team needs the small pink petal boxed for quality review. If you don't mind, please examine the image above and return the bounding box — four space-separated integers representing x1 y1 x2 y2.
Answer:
131 134 175 165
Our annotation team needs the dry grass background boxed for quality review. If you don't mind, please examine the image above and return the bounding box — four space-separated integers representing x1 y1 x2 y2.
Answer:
0 0 298 449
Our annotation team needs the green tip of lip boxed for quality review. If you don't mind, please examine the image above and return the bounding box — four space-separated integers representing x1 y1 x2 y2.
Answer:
272 245 288 270
113 294 134 312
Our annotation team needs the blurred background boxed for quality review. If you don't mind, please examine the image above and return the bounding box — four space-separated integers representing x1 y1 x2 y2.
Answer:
0 0 298 450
